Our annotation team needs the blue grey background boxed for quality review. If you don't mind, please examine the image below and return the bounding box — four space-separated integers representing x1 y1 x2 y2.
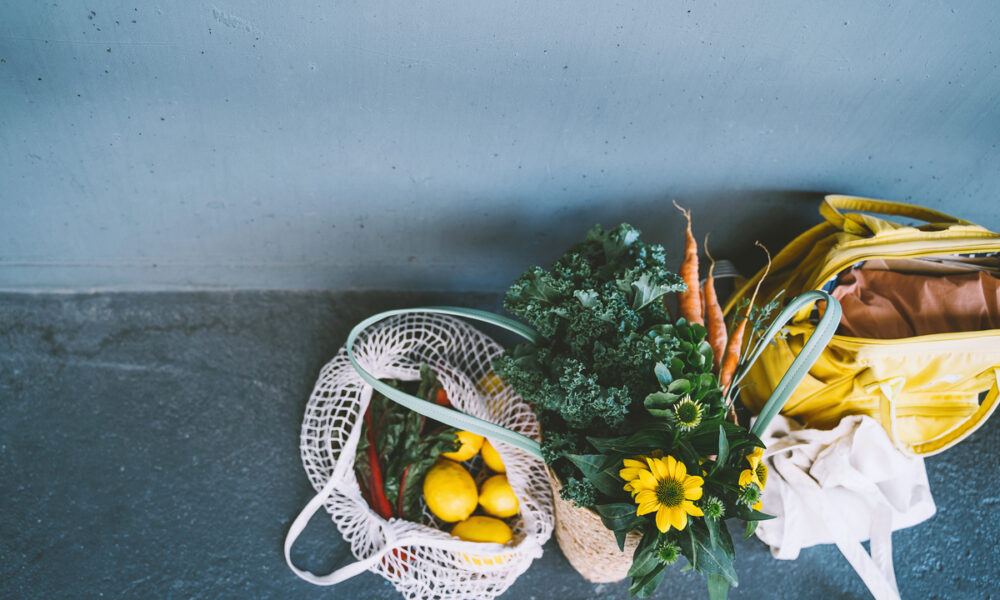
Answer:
1 1 999 291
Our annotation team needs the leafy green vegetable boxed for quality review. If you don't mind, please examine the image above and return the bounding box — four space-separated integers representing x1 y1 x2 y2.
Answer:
354 366 459 521
494 223 684 506
495 221 780 600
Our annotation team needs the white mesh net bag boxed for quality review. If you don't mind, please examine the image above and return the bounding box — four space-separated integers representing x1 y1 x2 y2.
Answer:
284 308 554 600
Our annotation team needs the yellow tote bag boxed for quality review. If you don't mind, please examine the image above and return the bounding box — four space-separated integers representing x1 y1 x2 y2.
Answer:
725 195 1000 456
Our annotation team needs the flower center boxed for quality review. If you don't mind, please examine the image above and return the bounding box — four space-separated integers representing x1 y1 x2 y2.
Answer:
655 478 685 507
740 483 761 505
674 399 703 429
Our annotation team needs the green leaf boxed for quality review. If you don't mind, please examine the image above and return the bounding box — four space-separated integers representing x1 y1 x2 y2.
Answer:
615 528 629 552
707 573 731 600
697 340 714 363
668 378 692 396
744 520 759 540
644 391 680 416
594 502 644 532
566 454 623 497
734 506 776 521
698 372 717 392
669 357 685 375
586 435 629 454
705 517 735 560
629 563 667 598
587 427 669 455
627 532 660 579
631 272 682 310
712 425 730 475
654 362 673 388
625 427 670 449
688 522 738 585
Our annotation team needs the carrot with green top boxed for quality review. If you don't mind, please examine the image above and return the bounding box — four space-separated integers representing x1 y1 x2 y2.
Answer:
703 234 728 375
719 242 771 395
674 201 703 325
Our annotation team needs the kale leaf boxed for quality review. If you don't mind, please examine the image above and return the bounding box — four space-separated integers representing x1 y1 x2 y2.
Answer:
495 223 684 507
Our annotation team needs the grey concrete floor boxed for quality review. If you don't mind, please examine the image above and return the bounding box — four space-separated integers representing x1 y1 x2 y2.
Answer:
1 291 997 599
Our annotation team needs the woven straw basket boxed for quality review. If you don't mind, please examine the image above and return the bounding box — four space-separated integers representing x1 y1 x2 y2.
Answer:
546 469 641 583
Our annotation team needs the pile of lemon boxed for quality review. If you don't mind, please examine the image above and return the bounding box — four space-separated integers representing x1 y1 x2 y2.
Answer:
422 430 519 557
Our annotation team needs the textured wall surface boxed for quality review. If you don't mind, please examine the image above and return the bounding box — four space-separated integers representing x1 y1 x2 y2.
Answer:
2 291 998 599
2 2 999 291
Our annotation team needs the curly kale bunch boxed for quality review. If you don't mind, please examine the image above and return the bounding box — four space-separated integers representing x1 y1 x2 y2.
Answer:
494 224 685 506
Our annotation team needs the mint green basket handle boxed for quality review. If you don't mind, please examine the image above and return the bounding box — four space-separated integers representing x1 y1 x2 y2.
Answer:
747 290 842 438
346 307 545 457
345 292 840 458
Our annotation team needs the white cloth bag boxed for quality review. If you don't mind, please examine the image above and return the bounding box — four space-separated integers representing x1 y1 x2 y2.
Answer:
284 313 554 600
756 414 936 600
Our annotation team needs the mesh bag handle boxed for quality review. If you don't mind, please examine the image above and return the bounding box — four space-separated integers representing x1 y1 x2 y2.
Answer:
344 295 841 455
346 307 545 457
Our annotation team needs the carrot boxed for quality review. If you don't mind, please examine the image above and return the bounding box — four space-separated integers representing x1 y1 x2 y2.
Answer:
703 234 728 375
719 242 771 395
674 201 703 325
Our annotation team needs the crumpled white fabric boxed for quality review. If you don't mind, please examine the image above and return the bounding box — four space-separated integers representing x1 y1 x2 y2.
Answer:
755 414 936 600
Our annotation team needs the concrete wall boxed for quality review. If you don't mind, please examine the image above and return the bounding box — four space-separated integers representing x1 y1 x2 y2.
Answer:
2 1 998 291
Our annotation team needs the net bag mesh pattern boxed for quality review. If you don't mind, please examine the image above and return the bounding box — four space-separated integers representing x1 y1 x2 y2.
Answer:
299 312 554 600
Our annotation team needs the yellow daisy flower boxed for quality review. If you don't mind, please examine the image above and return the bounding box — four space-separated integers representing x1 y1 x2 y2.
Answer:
738 447 768 488
620 455 704 533
738 447 768 511
620 451 664 496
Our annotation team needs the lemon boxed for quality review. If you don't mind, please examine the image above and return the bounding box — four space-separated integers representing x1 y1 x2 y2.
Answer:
480 439 506 473
478 372 507 413
478 474 519 518
478 372 507 396
451 516 513 566
440 430 484 462
451 515 513 544
423 459 478 522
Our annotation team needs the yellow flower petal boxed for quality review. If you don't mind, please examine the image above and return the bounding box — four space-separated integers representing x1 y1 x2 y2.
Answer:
757 463 769 488
636 469 657 489
660 455 675 479
746 447 764 470
655 506 671 533
673 459 688 480
637 501 659 516
684 485 703 501
619 467 644 481
753 500 763 512
650 457 669 480
669 507 687 531
635 490 656 505
739 469 756 487
684 501 704 517
683 475 704 490
622 458 646 470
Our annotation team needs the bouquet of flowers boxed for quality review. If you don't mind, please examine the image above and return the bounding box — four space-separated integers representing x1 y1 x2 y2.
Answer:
494 216 785 598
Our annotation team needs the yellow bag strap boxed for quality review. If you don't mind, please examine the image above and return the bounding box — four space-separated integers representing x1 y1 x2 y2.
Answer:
724 195 988 316
868 368 1000 456
722 220 836 315
821 195 972 234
